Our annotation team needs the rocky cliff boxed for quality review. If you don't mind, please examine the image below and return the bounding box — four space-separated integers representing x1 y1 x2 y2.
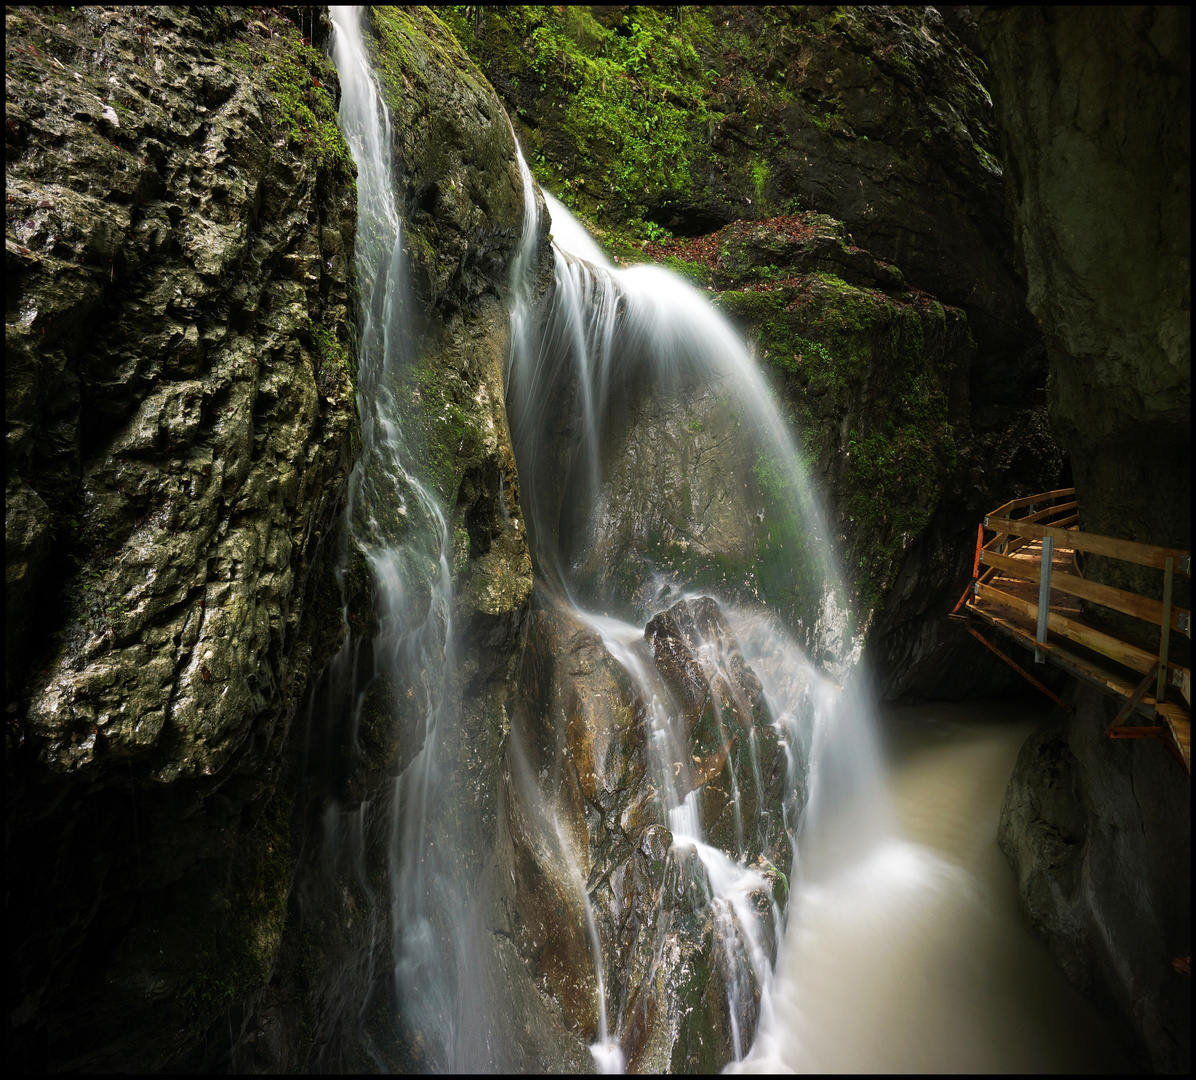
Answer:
6 6 359 1069
975 5 1190 1072
4 5 540 1071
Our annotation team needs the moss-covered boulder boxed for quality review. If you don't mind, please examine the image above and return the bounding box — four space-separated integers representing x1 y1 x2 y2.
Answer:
631 213 1062 694
441 5 1037 357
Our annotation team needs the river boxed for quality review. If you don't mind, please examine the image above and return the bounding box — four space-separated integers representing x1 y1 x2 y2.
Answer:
736 699 1131 1073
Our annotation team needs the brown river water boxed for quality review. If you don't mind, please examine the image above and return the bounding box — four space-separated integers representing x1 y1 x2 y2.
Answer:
734 700 1132 1073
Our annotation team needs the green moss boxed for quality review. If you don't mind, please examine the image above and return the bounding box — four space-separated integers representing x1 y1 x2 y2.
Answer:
660 254 712 287
749 156 770 201
713 274 962 614
309 317 356 401
441 5 719 236
262 37 354 180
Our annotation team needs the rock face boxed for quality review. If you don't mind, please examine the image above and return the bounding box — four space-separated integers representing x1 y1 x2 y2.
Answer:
5 6 358 1069
976 6 1190 1072
502 594 793 1071
976 4 1190 620
999 690 1191 1073
6 6 540 1073
445 6 1035 354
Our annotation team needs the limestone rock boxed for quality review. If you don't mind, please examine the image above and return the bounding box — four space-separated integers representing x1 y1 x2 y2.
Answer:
998 690 1191 1073
504 594 793 1072
5 5 357 1069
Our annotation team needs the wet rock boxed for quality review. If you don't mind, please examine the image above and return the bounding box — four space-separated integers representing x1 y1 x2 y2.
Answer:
504 593 794 1072
714 214 905 293
999 689 1191 1073
6 5 357 1069
570 370 777 619
646 598 790 860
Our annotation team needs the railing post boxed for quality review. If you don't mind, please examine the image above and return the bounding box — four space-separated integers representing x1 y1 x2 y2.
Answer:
1035 535 1053 663
1158 556 1174 703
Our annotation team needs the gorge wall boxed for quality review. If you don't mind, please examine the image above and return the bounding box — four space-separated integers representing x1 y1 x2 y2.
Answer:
974 6 1190 1073
6 6 359 1069
5 3 1188 1075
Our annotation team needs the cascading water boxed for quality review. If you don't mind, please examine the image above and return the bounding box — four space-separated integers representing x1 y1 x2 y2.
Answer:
502 146 892 1071
324 9 462 1069
294 19 1122 1071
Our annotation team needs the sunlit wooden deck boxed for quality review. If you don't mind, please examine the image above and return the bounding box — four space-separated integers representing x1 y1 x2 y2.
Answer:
951 488 1191 775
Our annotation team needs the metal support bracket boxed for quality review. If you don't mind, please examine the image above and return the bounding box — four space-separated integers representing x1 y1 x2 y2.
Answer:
1035 534 1053 663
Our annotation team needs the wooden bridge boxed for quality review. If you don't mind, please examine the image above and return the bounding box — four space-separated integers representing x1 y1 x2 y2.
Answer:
951 487 1191 774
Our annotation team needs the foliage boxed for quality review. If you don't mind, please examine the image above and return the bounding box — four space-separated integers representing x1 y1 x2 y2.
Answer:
440 5 720 237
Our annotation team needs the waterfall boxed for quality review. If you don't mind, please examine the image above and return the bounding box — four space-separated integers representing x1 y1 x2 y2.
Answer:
325 10 893 1067
503 152 895 1070
327 9 461 1069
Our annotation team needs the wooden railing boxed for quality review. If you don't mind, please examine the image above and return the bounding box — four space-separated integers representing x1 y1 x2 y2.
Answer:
965 488 1191 710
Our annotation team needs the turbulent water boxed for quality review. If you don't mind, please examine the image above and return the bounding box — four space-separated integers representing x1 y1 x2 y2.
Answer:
736 702 1132 1073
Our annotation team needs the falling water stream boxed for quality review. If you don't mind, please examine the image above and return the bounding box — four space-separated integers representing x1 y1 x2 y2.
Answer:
329 9 461 1069
327 10 1128 1073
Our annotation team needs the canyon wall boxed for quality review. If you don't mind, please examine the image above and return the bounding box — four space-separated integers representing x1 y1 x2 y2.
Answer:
975 6 1190 1072
5 5 540 1070
6 6 359 1069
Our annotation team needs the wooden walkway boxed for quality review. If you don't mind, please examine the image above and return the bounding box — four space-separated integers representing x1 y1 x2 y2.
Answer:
952 488 1191 774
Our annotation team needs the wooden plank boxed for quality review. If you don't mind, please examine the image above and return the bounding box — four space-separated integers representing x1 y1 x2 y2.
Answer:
975 582 1192 692
980 549 1191 632
1106 663 1159 734
984 516 1189 572
977 581 1156 672
964 624 1071 709
967 605 1191 771
1158 557 1174 703
966 605 1135 696
1162 711 1191 773
1023 500 1078 524
988 487 1076 518
1036 534 1054 661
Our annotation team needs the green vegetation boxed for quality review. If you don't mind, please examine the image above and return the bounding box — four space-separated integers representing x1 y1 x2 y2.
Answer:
309 317 355 400
264 42 354 179
715 274 963 613
211 11 353 181
440 5 722 238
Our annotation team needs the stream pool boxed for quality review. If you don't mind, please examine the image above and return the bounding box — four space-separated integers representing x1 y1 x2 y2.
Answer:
735 699 1132 1073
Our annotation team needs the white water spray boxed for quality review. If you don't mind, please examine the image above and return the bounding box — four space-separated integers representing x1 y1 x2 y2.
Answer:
502 163 889 1068
329 8 461 1069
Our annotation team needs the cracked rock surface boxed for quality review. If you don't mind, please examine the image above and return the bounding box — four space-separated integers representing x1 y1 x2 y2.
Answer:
5 6 357 1068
